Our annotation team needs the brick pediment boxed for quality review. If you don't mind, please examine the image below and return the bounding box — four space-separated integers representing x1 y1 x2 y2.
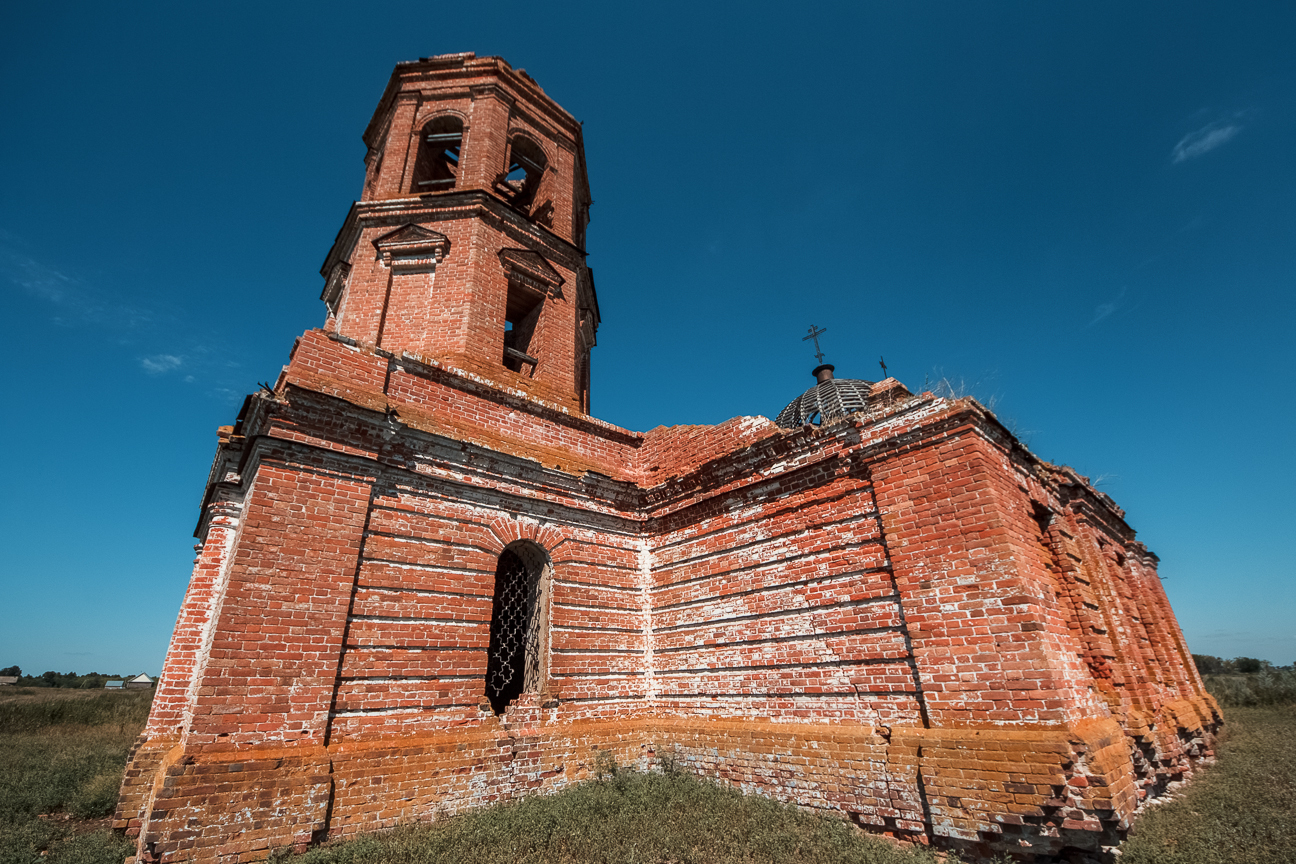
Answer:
499 248 564 298
373 224 450 271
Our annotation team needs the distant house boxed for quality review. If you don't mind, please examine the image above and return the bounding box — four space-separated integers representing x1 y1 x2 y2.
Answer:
0 676 18 686
125 674 154 689
105 680 124 689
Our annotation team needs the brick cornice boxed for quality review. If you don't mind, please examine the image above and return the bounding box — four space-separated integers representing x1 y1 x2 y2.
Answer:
226 421 647 534
275 330 640 446
219 330 1146 552
320 191 586 285
848 395 1139 542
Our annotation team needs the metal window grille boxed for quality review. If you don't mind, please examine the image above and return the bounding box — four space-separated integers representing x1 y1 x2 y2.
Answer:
484 548 544 714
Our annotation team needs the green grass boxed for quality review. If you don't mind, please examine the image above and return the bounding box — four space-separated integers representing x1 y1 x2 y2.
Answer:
0 688 155 733
3 686 1292 864
1118 706 1296 864
0 688 152 864
276 764 939 864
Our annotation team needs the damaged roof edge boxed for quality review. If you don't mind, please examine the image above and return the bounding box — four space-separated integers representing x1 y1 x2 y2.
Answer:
362 54 584 152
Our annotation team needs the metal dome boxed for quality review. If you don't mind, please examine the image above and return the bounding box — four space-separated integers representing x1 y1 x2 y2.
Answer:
774 365 875 429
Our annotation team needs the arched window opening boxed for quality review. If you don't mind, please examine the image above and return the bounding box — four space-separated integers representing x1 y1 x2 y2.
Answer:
410 116 463 193
498 136 548 212
484 541 550 714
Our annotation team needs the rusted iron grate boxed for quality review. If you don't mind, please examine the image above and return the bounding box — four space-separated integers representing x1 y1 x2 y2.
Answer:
485 549 542 713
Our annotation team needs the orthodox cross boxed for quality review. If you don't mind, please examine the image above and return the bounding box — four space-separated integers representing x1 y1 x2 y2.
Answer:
803 325 828 364
879 356 888 379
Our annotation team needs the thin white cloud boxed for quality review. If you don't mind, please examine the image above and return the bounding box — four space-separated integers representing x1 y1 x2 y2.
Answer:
1087 287 1127 327
209 387 245 405
1172 120 1242 163
2 247 77 303
1090 301 1117 325
1 236 155 328
141 354 184 374
3 232 249 402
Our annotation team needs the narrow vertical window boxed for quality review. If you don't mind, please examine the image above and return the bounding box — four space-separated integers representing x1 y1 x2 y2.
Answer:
497 249 564 377
484 542 550 714
503 280 544 374
410 116 463 193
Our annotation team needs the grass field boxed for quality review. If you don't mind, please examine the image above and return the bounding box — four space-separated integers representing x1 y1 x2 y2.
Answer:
1117 705 1296 864
0 688 152 864
2 687 1292 864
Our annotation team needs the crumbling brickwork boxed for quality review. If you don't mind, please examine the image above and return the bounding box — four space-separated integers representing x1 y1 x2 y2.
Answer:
117 53 1217 863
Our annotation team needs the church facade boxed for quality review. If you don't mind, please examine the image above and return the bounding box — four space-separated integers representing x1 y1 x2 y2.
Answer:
116 54 1218 862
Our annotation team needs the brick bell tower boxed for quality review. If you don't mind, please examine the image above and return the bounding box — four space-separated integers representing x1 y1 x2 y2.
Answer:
321 52 598 412
116 54 613 863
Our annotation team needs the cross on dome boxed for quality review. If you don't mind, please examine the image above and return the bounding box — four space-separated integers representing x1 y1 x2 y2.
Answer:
803 324 828 363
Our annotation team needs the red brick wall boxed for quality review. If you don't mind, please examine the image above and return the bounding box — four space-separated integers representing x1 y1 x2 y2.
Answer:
144 498 242 739
182 454 373 747
870 419 1102 728
647 444 922 726
119 337 1217 862
327 200 584 411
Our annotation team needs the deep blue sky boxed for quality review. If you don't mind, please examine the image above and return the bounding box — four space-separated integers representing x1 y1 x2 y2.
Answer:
2 2 1293 674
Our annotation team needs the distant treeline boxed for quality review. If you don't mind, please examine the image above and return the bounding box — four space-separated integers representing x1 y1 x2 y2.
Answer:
1191 654 1284 675
1192 655 1296 707
0 666 146 689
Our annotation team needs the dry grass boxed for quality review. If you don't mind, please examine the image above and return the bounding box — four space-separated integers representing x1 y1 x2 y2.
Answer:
0 688 152 864
1118 706 1296 864
1203 670 1296 707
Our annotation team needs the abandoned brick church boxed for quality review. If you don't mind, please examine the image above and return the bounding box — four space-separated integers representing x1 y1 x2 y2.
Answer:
116 54 1218 862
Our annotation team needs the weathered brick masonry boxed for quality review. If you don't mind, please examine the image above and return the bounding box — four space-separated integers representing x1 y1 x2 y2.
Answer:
118 53 1218 862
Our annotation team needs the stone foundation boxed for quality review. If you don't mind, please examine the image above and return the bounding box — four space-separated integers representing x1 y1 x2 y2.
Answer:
119 698 1217 863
